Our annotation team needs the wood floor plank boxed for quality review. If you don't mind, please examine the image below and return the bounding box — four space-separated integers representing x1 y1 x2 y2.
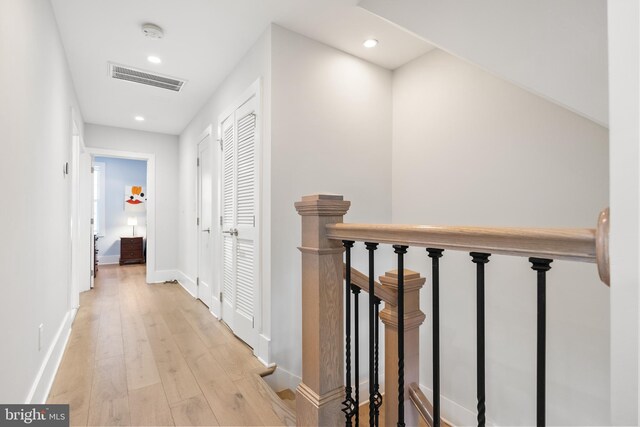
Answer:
128 383 175 426
161 309 196 336
122 312 162 391
95 301 124 360
170 395 220 427
177 303 230 349
48 347 94 398
87 356 130 426
209 341 265 382
95 330 124 360
171 327 210 361
48 352 94 427
142 312 202 404
186 352 265 426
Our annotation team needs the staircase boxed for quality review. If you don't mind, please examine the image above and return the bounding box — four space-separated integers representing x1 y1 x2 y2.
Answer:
294 194 609 426
255 367 296 426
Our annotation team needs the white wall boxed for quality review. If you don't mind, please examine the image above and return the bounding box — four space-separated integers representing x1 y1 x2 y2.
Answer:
177 24 393 389
0 0 84 403
270 25 393 388
177 25 272 350
607 1 640 424
359 0 608 126
84 124 179 281
392 49 609 425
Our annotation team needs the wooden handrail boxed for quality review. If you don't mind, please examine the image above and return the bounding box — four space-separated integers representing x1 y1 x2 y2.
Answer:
327 224 595 262
328 208 611 286
342 264 397 305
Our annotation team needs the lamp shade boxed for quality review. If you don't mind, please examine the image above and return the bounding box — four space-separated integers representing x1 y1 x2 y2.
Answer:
127 217 138 226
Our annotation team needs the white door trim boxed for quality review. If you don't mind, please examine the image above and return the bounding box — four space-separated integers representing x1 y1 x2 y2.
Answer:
86 147 157 283
69 115 81 311
197 125 214 309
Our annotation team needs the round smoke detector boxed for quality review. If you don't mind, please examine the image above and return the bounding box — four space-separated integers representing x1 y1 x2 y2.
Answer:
142 23 164 39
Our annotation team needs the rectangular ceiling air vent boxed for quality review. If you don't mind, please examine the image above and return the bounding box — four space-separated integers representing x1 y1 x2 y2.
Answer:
108 63 186 92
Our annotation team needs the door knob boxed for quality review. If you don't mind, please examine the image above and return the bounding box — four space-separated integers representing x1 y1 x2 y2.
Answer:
202 228 211 233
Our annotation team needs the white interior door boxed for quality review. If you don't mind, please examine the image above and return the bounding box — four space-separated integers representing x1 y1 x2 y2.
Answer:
197 134 214 307
220 96 259 348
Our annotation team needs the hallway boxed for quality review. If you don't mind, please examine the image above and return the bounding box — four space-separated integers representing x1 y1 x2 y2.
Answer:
47 265 293 426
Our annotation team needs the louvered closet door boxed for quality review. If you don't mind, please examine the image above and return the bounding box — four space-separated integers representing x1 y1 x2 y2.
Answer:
220 96 258 348
221 115 236 331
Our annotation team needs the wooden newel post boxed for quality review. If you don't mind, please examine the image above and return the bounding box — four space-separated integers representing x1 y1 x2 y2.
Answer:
294 194 351 426
380 269 426 427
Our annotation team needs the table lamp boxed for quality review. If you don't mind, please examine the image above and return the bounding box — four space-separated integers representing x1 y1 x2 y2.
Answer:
127 217 138 236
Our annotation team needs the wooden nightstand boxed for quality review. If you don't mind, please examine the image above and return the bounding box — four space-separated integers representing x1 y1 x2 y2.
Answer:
119 236 145 265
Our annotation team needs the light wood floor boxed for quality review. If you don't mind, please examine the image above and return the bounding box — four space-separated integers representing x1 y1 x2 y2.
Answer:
47 264 293 426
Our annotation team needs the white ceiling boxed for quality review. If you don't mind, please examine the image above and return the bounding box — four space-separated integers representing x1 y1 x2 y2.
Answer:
51 0 433 135
360 0 608 126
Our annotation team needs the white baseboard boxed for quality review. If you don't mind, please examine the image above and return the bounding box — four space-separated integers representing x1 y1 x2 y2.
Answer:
98 255 119 265
419 384 494 426
148 269 180 284
256 333 272 367
263 365 301 393
25 308 76 404
176 270 197 297
210 294 221 318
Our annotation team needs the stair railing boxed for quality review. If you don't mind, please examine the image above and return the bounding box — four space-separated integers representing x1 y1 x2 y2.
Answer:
294 194 609 427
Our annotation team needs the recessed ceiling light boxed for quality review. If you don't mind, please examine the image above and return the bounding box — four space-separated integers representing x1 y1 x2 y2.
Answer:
363 39 378 48
147 55 162 64
135 116 145 122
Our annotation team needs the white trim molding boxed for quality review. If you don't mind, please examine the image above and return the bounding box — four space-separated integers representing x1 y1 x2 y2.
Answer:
148 269 180 284
176 270 197 297
97 255 120 265
86 147 158 284
418 384 493 427
25 308 77 404
210 294 221 319
262 365 301 393
256 333 272 367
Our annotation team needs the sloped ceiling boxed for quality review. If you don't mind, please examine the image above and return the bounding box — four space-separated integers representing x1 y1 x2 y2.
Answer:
359 0 609 126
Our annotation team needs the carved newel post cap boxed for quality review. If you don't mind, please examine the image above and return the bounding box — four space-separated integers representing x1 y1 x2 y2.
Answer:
379 269 426 330
379 269 426 291
295 194 351 216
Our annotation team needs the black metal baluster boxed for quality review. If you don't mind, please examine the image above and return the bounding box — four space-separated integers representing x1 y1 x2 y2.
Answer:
365 242 379 426
427 248 444 427
373 297 382 425
342 241 356 426
530 258 552 427
471 252 490 427
394 245 408 427
352 284 361 427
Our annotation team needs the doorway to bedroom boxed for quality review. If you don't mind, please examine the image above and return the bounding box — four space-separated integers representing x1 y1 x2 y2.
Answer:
93 156 148 275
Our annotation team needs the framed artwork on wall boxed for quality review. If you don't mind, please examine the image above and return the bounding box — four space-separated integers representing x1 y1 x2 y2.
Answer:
125 185 146 212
